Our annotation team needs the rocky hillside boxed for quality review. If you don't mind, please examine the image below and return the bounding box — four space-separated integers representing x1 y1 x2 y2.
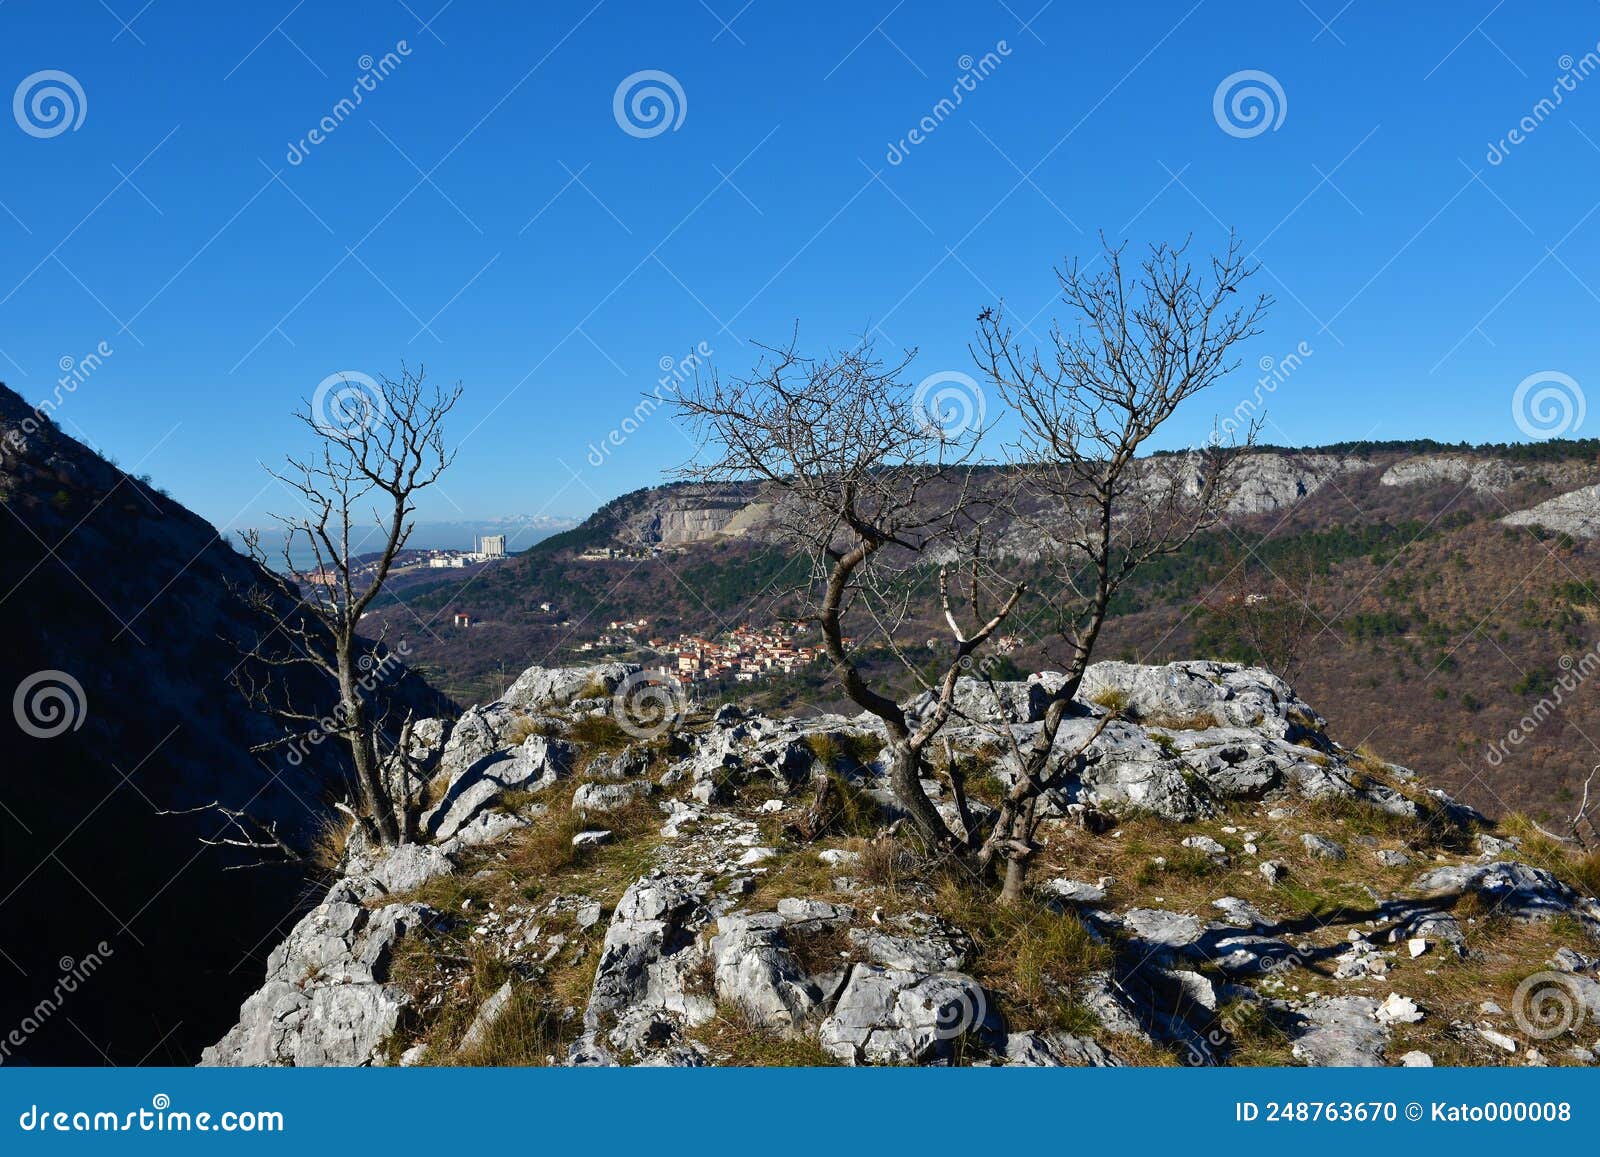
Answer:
205 659 1600 1068
0 383 449 1064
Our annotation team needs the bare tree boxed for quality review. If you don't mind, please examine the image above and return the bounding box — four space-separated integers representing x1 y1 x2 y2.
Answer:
238 367 461 850
972 233 1270 900
674 335 1023 849
1568 766 1598 852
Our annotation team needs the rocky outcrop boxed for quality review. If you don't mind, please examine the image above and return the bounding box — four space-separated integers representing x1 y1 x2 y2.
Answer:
1381 452 1592 498
423 736 574 844
205 658 1600 1070
1220 453 1370 515
1380 454 1514 493
1502 483 1600 539
201 874 443 1067
501 663 639 711
617 485 770 547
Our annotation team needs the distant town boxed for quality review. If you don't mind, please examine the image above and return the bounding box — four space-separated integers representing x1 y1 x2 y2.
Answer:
576 618 824 684
296 534 509 587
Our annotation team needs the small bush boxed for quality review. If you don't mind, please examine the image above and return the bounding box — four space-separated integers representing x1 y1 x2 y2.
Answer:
857 834 920 889
813 772 885 839
804 731 884 771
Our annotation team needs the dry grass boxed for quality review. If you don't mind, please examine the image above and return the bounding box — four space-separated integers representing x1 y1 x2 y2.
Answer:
933 877 1111 1036
1569 848 1600 898
803 731 884 771
503 714 558 746
567 713 630 751
1028 805 1400 930
1142 711 1219 731
747 842 861 909
309 813 354 872
689 1001 839 1066
1088 687 1131 715
784 920 852 978
1215 996 1299 1066
817 773 889 839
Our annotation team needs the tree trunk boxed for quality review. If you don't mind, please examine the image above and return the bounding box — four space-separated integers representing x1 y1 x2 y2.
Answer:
1000 854 1028 904
341 684 400 847
885 741 956 851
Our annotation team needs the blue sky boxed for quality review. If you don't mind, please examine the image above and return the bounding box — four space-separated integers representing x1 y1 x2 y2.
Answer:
2 0 1599 531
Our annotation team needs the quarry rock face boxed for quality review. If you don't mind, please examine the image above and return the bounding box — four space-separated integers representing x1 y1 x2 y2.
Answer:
204 660 1600 1069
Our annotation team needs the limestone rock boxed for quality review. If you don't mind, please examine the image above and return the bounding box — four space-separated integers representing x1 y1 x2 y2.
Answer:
500 663 640 711
1503 483 1600 538
458 981 514 1052
201 879 439 1067
819 966 995 1065
1301 834 1347 861
573 780 654 813
998 1029 1120 1067
1291 996 1387 1067
423 736 575 842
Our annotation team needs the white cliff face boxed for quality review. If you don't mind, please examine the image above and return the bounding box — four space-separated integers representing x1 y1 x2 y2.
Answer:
1221 453 1369 515
1380 453 1593 495
1380 454 1511 492
1502 483 1600 538
1130 452 1370 519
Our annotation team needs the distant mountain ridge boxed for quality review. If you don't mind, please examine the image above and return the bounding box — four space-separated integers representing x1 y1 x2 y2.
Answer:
372 438 1600 826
